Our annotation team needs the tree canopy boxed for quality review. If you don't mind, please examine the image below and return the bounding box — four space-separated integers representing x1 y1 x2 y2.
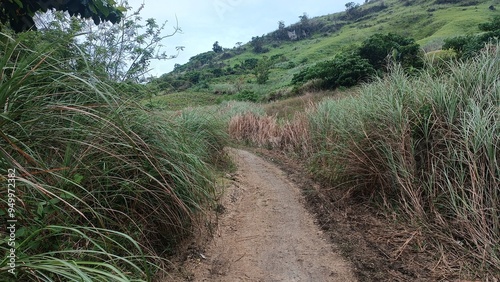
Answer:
359 33 423 71
0 0 124 32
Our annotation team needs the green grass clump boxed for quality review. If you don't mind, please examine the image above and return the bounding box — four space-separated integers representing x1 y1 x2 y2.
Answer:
0 33 227 281
144 91 221 111
308 45 499 277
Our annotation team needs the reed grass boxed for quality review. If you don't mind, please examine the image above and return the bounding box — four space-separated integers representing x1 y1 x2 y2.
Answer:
0 33 228 281
309 48 499 275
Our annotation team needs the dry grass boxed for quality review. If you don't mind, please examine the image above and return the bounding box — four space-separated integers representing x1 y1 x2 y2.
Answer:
228 112 311 156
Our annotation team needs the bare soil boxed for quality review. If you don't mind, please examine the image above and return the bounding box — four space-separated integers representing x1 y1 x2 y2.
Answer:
176 148 356 282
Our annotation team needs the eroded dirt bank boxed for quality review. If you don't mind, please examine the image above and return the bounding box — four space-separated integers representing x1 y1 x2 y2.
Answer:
182 148 356 282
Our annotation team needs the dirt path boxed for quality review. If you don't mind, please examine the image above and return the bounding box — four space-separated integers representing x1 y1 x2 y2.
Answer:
184 148 356 282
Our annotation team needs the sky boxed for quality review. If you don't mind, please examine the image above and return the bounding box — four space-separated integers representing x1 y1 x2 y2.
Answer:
126 0 364 76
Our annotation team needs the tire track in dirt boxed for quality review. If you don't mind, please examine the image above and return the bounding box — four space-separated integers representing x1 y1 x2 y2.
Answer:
185 148 356 282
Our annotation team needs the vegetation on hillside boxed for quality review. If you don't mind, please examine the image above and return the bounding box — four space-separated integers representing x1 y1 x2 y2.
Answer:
444 14 500 58
149 0 498 108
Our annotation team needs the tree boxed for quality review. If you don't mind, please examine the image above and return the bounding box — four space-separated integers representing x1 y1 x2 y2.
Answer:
31 2 181 82
299 13 309 27
78 2 181 82
276 20 288 40
298 13 310 35
250 36 267 53
254 57 272 84
242 58 259 70
345 2 360 12
213 41 223 53
359 33 423 71
0 0 123 32
345 2 361 19
292 53 375 89
273 21 288 40
278 20 285 30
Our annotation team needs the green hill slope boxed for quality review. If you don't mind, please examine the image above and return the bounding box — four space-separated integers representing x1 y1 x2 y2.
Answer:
148 0 499 109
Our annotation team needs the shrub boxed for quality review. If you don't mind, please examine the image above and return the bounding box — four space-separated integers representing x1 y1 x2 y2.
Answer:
292 52 375 89
254 57 272 85
359 33 424 71
235 90 260 102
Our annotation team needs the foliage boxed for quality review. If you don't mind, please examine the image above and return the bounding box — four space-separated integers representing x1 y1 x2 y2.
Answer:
307 49 500 277
250 36 268 54
275 20 288 40
0 0 123 32
442 35 484 59
236 90 260 102
254 57 272 84
443 15 500 59
14 13 85 72
345 2 361 19
341 1 388 20
359 33 424 71
79 2 181 82
243 58 259 70
172 51 217 73
292 52 375 89
148 0 492 99
213 41 223 53
10 1 180 83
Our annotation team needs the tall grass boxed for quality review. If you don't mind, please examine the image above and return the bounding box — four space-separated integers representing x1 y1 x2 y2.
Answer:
228 45 499 277
0 33 227 280
228 111 311 155
308 48 499 276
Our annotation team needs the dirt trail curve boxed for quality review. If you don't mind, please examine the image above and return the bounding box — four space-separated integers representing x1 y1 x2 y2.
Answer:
185 148 356 282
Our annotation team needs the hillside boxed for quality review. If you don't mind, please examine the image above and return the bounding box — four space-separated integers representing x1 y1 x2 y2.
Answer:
147 0 499 109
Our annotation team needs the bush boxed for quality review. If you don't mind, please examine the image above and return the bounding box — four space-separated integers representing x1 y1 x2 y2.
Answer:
236 90 260 102
292 52 375 89
359 33 424 71
254 57 272 85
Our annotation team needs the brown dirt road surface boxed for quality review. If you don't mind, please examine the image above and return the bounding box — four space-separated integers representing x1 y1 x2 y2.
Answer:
171 148 475 281
181 148 356 282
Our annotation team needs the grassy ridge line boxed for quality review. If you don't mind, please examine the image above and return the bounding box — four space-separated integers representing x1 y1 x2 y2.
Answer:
153 0 497 110
228 45 499 279
0 33 228 281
